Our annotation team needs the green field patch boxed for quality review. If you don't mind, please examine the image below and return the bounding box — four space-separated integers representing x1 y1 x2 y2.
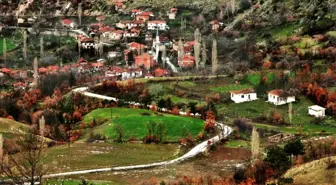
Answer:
210 84 254 93
225 140 249 148
43 142 179 174
0 37 17 55
269 23 302 40
83 108 204 141
247 73 275 85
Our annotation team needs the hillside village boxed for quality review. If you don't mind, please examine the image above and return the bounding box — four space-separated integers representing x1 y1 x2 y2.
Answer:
0 0 336 185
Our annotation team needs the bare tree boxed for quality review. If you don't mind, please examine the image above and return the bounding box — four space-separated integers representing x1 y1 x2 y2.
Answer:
114 124 124 143
211 39 218 75
0 127 47 185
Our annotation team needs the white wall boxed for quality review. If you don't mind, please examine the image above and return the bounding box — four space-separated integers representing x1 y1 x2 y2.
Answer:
148 23 168 30
308 108 325 117
268 94 295 105
231 93 257 103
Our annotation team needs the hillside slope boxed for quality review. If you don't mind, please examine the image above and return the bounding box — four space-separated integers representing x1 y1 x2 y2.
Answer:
283 156 336 185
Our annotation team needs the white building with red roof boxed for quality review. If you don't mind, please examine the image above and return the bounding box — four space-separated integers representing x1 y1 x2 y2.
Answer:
128 42 146 51
167 8 178 20
178 55 195 68
136 11 154 22
148 20 169 31
209 20 223 32
230 89 257 103
268 89 295 105
61 19 77 29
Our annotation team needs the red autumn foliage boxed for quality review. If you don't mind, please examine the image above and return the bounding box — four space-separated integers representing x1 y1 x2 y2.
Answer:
263 60 272 69
172 106 180 115
204 111 216 132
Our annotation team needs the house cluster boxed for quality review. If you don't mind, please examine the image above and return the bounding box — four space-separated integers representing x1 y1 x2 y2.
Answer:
230 88 325 117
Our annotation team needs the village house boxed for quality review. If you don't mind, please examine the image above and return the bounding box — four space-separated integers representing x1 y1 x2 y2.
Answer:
123 28 141 38
13 82 27 91
148 20 169 31
135 53 154 70
128 42 146 52
117 20 145 30
267 89 295 105
145 32 153 41
145 73 154 79
108 51 122 59
131 9 143 17
78 36 95 49
12 70 28 79
167 8 178 20
230 89 258 103
136 11 154 22
209 20 223 32
91 63 105 72
308 105 326 117
178 55 195 68
61 19 77 29
115 1 126 11
0 68 13 76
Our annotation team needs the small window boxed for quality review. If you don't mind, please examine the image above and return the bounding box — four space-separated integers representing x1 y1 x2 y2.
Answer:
241 95 244 98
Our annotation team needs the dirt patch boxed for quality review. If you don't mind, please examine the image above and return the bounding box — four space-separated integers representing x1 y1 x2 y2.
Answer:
210 146 251 161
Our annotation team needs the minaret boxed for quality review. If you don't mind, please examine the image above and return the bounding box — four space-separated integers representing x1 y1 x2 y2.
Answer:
154 28 160 62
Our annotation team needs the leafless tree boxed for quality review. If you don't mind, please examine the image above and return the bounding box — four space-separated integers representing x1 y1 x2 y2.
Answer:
194 28 201 69
0 127 47 185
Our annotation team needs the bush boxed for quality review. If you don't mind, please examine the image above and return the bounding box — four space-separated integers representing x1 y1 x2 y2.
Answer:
233 119 252 133
140 112 151 116
86 132 105 143
239 0 251 12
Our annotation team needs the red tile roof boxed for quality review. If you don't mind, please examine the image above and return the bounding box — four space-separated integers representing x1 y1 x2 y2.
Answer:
91 63 104 67
154 68 167 77
148 20 166 24
61 19 73 25
210 20 220 25
0 68 12 74
113 30 124 34
230 88 255 94
268 89 283 96
128 42 146 50
38 67 48 74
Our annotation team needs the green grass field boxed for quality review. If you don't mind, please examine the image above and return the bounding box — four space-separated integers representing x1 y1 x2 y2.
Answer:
0 37 16 55
43 142 179 173
0 118 28 139
218 96 321 125
224 140 249 148
210 84 254 93
83 108 204 141
247 73 275 85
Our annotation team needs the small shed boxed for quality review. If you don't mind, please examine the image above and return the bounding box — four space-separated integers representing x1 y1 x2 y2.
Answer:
308 105 326 117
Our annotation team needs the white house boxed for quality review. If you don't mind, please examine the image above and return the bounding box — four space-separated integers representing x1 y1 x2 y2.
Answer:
268 90 295 105
147 20 169 31
308 105 326 117
230 89 258 103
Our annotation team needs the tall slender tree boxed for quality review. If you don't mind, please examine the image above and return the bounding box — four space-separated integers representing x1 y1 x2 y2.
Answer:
3 38 7 67
23 30 28 62
0 133 3 161
78 3 83 27
39 116 45 136
194 28 201 69
288 102 293 123
40 37 44 57
251 127 260 159
201 40 207 68
211 39 218 75
178 38 184 64
33 57 39 86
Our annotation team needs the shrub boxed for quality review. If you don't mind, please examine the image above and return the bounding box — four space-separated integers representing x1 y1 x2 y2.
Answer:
233 119 252 133
239 0 251 12
140 112 151 116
